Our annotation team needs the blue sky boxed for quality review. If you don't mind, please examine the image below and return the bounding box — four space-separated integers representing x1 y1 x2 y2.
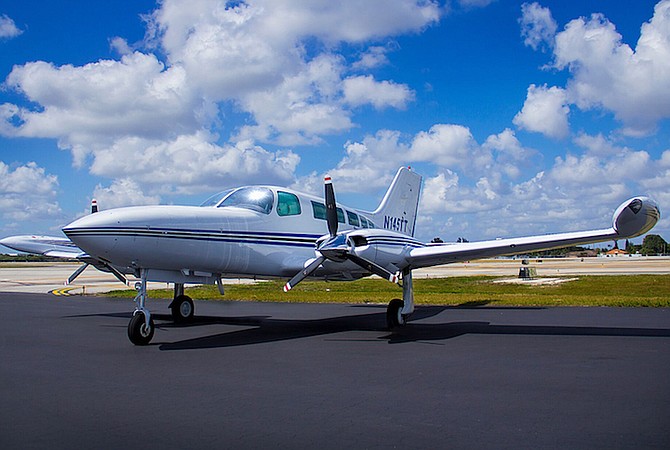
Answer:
1 0 668 247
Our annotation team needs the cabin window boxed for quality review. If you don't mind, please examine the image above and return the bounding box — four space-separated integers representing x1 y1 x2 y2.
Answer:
360 216 369 228
277 191 301 216
311 201 345 223
347 211 360 227
218 187 274 214
311 201 326 220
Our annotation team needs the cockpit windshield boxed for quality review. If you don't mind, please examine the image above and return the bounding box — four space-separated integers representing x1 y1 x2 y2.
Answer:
200 189 235 207
217 187 274 214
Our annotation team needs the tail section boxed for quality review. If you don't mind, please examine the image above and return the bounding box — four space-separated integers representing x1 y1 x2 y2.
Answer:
368 167 422 237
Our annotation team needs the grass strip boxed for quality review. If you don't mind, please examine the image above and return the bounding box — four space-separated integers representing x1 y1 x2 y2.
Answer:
103 275 670 307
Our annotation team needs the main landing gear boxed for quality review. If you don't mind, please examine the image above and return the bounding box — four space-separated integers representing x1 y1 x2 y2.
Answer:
386 268 414 330
127 275 196 345
169 283 194 323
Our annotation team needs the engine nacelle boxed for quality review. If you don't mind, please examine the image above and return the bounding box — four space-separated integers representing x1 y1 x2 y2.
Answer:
612 197 660 238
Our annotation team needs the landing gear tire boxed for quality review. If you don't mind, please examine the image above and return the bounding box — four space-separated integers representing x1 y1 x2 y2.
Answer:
386 298 406 330
170 295 194 323
128 312 154 345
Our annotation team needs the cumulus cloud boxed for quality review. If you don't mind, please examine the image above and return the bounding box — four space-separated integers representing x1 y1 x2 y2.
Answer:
519 2 557 51
89 131 300 196
551 0 670 135
3 53 205 166
513 84 569 138
342 75 414 110
92 179 160 210
1 0 441 202
0 161 61 221
0 14 22 39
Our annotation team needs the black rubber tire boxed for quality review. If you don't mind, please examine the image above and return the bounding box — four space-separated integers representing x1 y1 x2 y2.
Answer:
128 312 154 345
171 295 194 323
386 298 405 330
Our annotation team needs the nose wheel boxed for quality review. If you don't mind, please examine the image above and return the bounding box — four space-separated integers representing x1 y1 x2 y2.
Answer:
128 269 155 345
386 298 406 330
128 311 154 345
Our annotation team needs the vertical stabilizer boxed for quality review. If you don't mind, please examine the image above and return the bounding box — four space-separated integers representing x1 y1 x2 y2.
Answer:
368 167 422 237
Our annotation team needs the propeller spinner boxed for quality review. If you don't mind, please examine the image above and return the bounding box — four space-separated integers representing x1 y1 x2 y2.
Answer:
283 176 399 292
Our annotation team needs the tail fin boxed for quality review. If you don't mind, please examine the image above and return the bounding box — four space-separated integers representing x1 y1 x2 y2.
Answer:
368 167 422 237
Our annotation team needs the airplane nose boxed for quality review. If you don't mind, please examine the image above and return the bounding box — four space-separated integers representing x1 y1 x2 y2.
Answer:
62 210 122 259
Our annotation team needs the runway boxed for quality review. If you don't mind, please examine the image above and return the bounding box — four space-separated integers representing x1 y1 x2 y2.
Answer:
1 293 668 449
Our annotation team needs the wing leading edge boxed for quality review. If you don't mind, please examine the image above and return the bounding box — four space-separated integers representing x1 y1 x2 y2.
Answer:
406 196 660 270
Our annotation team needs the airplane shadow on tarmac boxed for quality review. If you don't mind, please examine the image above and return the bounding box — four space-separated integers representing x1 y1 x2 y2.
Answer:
151 306 670 351
65 305 670 351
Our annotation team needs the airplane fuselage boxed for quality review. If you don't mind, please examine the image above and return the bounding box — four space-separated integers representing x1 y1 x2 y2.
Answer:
63 185 420 284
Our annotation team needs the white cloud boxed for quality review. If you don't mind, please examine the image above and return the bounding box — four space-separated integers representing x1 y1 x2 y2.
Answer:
519 2 557 51
351 46 392 70
1 0 441 193
552 0 670 135
409 124 483 168
92 179 160 210
342 75 414 110
2 53 205 166
513 84 569 138
0 161 60 221
88 131 300 196
0 14 22 39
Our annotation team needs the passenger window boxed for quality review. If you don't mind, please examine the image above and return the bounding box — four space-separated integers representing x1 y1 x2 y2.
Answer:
347 211 360 227
311 201 344 223
360 216 369 228
311 201 326 220
277 191 302 217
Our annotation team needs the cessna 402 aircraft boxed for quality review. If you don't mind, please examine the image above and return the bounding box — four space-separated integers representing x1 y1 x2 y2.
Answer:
1 167 660 345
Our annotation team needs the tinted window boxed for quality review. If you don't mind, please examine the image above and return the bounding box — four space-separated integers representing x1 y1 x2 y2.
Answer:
218 187 274 214
312 201 345 223
312 201 326 220
347 211 360 227
360 216 369 228
277 191 301 216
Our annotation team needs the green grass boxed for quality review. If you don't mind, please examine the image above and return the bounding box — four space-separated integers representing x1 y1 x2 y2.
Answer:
103 275 670 307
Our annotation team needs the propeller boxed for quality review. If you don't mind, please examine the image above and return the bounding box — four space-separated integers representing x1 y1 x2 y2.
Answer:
283 176 399 292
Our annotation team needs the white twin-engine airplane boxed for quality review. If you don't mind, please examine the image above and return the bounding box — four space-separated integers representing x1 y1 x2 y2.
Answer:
1 167 660 345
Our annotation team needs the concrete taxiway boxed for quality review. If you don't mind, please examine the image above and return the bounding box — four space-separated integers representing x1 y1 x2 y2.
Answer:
0 293 668 449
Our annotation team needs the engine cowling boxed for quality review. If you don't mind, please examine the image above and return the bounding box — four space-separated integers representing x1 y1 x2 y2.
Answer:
612 197 660 238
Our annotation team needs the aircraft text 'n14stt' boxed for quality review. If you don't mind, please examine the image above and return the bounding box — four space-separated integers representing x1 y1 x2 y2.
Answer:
1 167 661 345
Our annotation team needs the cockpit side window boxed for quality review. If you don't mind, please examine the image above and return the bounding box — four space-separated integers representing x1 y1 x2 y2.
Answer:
218 187 274 214
277 191 302 217
200 188 235 207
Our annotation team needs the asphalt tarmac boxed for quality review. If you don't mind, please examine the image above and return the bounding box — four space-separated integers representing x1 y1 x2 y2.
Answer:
1 293 669 449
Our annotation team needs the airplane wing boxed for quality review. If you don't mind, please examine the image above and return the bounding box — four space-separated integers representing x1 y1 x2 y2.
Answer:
0 234 129 285
0 235 82 258
406 197 660 270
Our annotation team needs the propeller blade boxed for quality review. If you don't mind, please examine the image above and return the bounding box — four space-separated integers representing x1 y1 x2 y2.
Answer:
283 255 326 292
325 176 338 237
345 253 399 285
66 263 89 285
